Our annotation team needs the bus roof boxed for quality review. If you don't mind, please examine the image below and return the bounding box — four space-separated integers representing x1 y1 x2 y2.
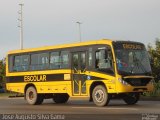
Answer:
7 39 113 54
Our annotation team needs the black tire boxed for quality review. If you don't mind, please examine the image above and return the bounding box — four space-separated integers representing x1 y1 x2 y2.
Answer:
123 93 140 105
25 86 44 105
53 93 69 103
92 85 110 107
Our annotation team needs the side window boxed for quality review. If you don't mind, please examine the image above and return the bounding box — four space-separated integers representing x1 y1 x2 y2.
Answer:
61 51 69 68
31 54 39 70
73 53 79 73
13 55 29 71
9 56 14 72
39 53 49 69
21 55 30 71
13 56 21 71
50 52 60 69
31 53 49 70
80 52 86 71
95 47 114 74
40 53 49 63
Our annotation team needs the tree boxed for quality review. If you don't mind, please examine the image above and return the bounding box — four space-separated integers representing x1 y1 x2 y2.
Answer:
0 58 6 87
147 38 160 82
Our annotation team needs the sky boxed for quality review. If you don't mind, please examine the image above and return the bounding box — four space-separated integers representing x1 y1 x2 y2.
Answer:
0 0 160 59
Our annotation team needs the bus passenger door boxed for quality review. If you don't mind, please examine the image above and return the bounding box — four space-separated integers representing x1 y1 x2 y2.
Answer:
72 52 87 96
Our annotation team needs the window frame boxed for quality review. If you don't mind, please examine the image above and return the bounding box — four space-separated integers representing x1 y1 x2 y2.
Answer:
94 45 115 75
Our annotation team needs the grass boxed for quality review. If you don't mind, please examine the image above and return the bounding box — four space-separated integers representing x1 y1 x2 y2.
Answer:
0 93 13 97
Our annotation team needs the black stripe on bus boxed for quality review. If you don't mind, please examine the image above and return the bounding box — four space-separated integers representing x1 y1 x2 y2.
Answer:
6 74 64 83
6 74 106 83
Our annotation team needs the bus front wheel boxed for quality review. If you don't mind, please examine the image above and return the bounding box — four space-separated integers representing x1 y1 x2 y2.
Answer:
92 85 110 107
123 93 140 105
25 86 44 105
53 93 69 103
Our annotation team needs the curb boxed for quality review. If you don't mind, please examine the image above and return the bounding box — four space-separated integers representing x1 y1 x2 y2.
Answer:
140 96 160 101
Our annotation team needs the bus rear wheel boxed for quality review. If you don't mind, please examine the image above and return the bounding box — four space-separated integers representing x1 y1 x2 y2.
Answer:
92 85 110 107
53 93 69 103
123 93 140 105
25 86 44 105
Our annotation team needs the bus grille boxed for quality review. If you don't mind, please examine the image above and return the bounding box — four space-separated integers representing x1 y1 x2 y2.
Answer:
124 78 151 86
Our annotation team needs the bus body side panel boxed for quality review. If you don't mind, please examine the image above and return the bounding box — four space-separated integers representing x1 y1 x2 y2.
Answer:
85 71 117 94
6 81 72 94
6 83 26 93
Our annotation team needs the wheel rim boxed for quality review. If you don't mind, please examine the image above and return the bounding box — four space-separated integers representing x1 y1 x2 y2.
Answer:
94 89 105 103
29 91 34 100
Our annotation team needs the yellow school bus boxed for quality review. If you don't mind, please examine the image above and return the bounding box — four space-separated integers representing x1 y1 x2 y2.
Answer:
6 39 154 106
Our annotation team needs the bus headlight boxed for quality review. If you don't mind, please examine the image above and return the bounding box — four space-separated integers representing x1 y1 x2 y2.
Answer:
118 78 128 85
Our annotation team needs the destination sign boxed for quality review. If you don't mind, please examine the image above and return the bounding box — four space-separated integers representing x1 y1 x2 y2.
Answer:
122 44 142 50
113 41 145 50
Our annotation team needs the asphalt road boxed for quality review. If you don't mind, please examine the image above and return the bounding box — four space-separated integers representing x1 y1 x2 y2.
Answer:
0 97 160 120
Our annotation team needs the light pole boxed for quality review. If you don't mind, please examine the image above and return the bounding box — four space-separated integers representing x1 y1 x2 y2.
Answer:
18 4 24 50
76 22 82 42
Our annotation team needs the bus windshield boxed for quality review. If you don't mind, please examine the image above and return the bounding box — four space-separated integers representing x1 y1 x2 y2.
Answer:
113 42 152 75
